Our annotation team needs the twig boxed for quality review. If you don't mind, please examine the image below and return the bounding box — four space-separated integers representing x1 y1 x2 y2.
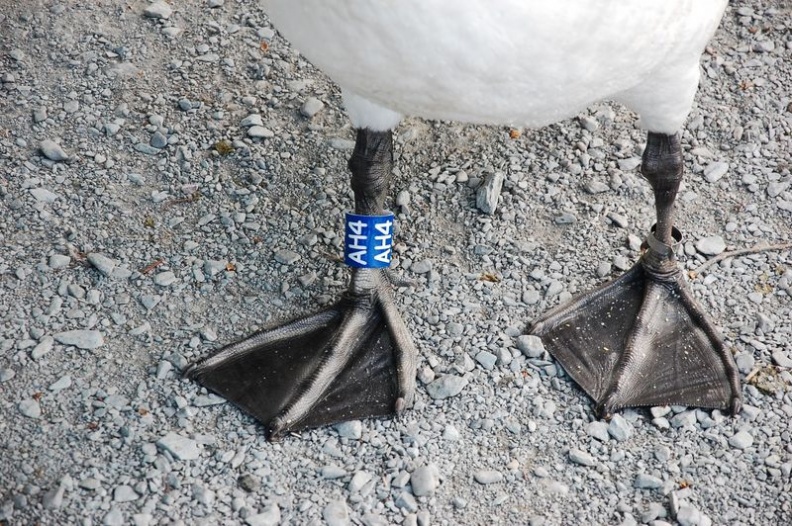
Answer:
690 243 792 278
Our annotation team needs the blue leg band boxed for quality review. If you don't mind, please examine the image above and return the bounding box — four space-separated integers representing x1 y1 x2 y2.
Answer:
344 212 394 268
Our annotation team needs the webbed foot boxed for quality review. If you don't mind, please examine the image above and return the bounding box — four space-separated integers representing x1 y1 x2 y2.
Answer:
186 269 416 440
530 228 742 417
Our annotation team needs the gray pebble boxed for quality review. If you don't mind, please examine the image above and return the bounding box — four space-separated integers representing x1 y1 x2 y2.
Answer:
157 432 201 460
31 336 54 360
240 114 263 127
587 421 610 442
703 162 728 183
54 330 104 349
348 471 372 493
323 500 350 526
150 131 167 149
569 449 595 467
134 143 161 155
321 465 346 479
248 126 275 138
143 0 172 19
153 271 177 286
42 483 65 510
607 212 629 228
49 254 71 269
474 470 503 485
676 506 703 526
0 368 15 382
771 351 792 368
476 172 505 214
238 473 260 492
113 485 138 502
618 158 642 171
425 374 468 400
30 188 60 203
768 181 790 198
696 236 725 256
596 262 612 278
608 414 632 441
19 399 41 419
274 249 301 265
670 410 696 428
395 491 418 513
412 260 432 274
40 139 70 161
517 334 545 358
48 375 72 392
411 464 440 496
103 508 124 526
475 350 497 370
334 420 362 439
634 473 663 489
245 505 281 526
178 98 192 111
728 431 753 450
301 97 325 118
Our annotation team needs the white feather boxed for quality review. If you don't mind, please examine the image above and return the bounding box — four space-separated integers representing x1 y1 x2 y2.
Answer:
262 0 727 133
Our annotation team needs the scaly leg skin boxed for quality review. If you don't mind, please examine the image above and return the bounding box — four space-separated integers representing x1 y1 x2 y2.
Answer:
530 132 742 418
186 129 417 440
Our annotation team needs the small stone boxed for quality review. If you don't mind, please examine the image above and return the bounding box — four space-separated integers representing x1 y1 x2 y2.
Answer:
634 473 663 489
475 350 498 370
0 368 15 382
246 505 280 526
321 465 347 479
153 271 177 286
54 330 104 349
728 431 753 450
425 374 468 400
412 260 432 274
238 473 260 492
676 506 702 526
395 491 418 513
274 249 300 265
19 399 41 419
248 126 274 138
113 485 138 502
569 449 595 467
587 421 610 441
323 500 350 526
49 375 72 392
348 471 372 493
474 470 503 485
703 162 728 183
144 1 172 19
150 131 167 149
771 351 792 368
768 181 790 198
134 143 161 155
103 508 124 526
517 334 545 358
608 414 632 442
696 236 726 256
607 212 629 228
33 107 48 123
618 158 642 171
411 464 440 497
88 253 118 277
31 336 54 360
301 97 325 118
584 181 609 194
42 483 65 510
334 420 362 439
157 432 201 460
596 262 612 278
670 411 697 428
178 98 192 111
240 114 263 127
49 254 71 268
30 188 60 203
476 172 505 214
40 139 69 161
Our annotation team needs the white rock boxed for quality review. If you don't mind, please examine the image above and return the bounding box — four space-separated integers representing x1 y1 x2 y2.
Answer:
476 172 505 214
88 253 118 277
30 188 60 203
728 431 753 450
144 1 172 19
474 470 503 484
516 334 545 358
608 414 632 442
49 254 71 268
157 432 201 460
703 162 728 183
246 505 280 526
425 374 468 400
696 235 726 256
301 97 325 118
569 449 596 467
31 336 54 360
54 330 104 349
411 464 440 496
19 399 41 419
240 114 263 127
334 420 362 439
323 500 350 526
40 139 69 161
248 126 274 138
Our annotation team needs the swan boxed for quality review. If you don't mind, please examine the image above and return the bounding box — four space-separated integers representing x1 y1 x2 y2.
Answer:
187 0 742 439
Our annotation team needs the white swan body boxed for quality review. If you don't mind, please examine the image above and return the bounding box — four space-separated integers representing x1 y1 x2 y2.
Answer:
263 0 727 133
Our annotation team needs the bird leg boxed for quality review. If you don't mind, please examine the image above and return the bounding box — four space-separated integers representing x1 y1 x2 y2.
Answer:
530 132 742 418
186 129 417 440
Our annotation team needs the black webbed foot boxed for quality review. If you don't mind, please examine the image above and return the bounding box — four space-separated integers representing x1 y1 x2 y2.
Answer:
530 229 742 418
186 269 417 440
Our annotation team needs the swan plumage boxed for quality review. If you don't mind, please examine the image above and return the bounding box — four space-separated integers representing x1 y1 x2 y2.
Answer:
263 0 728 132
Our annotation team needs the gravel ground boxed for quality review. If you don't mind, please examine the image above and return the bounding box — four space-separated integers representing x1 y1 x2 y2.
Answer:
1 1 791 525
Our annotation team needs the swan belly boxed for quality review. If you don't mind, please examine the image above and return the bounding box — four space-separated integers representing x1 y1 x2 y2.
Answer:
264 0 727 132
